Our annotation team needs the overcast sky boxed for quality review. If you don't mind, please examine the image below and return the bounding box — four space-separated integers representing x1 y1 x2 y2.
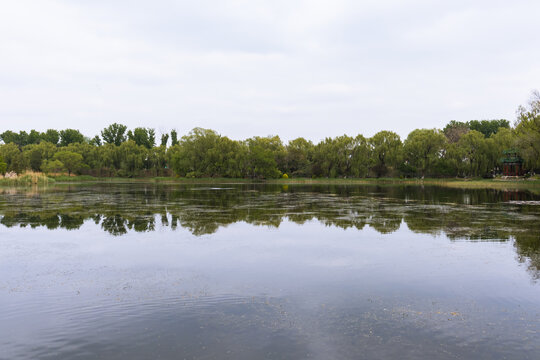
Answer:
1 0 539 142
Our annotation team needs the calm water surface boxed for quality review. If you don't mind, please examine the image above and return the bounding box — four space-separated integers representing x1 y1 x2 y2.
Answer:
0 183 539 359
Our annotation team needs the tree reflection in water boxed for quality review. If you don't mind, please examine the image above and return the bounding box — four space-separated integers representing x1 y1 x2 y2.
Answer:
1 183 539 279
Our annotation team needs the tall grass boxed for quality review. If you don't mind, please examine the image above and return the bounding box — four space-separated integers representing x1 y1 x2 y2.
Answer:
0 171 54 186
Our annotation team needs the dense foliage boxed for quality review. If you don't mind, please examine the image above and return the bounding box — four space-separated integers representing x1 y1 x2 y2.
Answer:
1 93 539 179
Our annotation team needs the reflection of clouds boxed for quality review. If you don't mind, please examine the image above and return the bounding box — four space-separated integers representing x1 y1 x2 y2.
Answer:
305 256 355 268
2 209 540 358
2 291 310 360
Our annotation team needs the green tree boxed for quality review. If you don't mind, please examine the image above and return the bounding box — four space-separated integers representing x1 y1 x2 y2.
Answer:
489 127 517 170
26 147 43 171
216 137 247 178
54 151 83 176
457 130 491 176
169 128 242 177
28 130 41 144
21 142 57 172
128 127 155 149
59 129 85 146
148 145 169 176
468 119 510 138
311 135 358 178
95 144 117 176
246 136 282 179
116 140 146 176
0 130 19 145
41 129 60 145
148 128 156 149
41 159 64 174
170 129 179 146
369 131 402 177
90 135 102 146
403 129 446 176
160 133 169 147
0 143 25 173
350 134 371 177
443 120 469 143
0 155 7 175
170 128 218 177
63 142 95 174
101 123 127 146
515 90 540 171
0 130 35 147
285 138 313 176
16 131 29 146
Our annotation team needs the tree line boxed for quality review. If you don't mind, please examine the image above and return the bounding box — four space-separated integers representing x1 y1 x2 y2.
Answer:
1 92 539 179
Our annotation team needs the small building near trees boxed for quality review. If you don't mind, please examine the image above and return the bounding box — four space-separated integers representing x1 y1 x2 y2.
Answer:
501 149 524 176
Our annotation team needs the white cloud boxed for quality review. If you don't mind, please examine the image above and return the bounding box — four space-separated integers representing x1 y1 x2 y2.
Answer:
0 0 539 141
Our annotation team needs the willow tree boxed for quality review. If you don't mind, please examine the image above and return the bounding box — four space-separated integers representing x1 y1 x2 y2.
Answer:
284 137 313 177
443 120 469 143
116 140 147 176
350 135 371 177
368 131 402 177
515 90 540 171
457 130 491 176
403 129 446 176
246 136 283 179
310 136 356 178
489 127 516 169
169 128 222 177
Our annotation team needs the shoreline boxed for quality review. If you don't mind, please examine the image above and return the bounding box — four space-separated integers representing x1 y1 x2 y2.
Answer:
2 175 538 191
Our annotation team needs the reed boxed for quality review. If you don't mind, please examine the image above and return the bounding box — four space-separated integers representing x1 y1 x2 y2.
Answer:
0 171 54 186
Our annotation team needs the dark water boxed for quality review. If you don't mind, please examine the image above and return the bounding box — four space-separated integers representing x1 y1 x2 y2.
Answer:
0 183 539 360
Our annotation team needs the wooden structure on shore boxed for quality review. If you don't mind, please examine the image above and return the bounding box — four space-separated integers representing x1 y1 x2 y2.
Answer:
501 149 524 176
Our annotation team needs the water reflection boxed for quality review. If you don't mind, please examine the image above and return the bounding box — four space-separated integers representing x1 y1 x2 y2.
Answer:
1 185 538 237
1 184 539 359
1 185 539 265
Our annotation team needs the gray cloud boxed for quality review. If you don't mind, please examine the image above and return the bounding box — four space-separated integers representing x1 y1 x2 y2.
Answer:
0 0 539 141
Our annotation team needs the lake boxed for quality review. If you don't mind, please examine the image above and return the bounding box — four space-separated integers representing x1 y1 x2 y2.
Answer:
0 183 539 359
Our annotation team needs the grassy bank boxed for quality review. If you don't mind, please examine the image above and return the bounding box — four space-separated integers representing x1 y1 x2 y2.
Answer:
50 175 258 184
42 174 540 191
271 177 540 192
271 177 540 188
